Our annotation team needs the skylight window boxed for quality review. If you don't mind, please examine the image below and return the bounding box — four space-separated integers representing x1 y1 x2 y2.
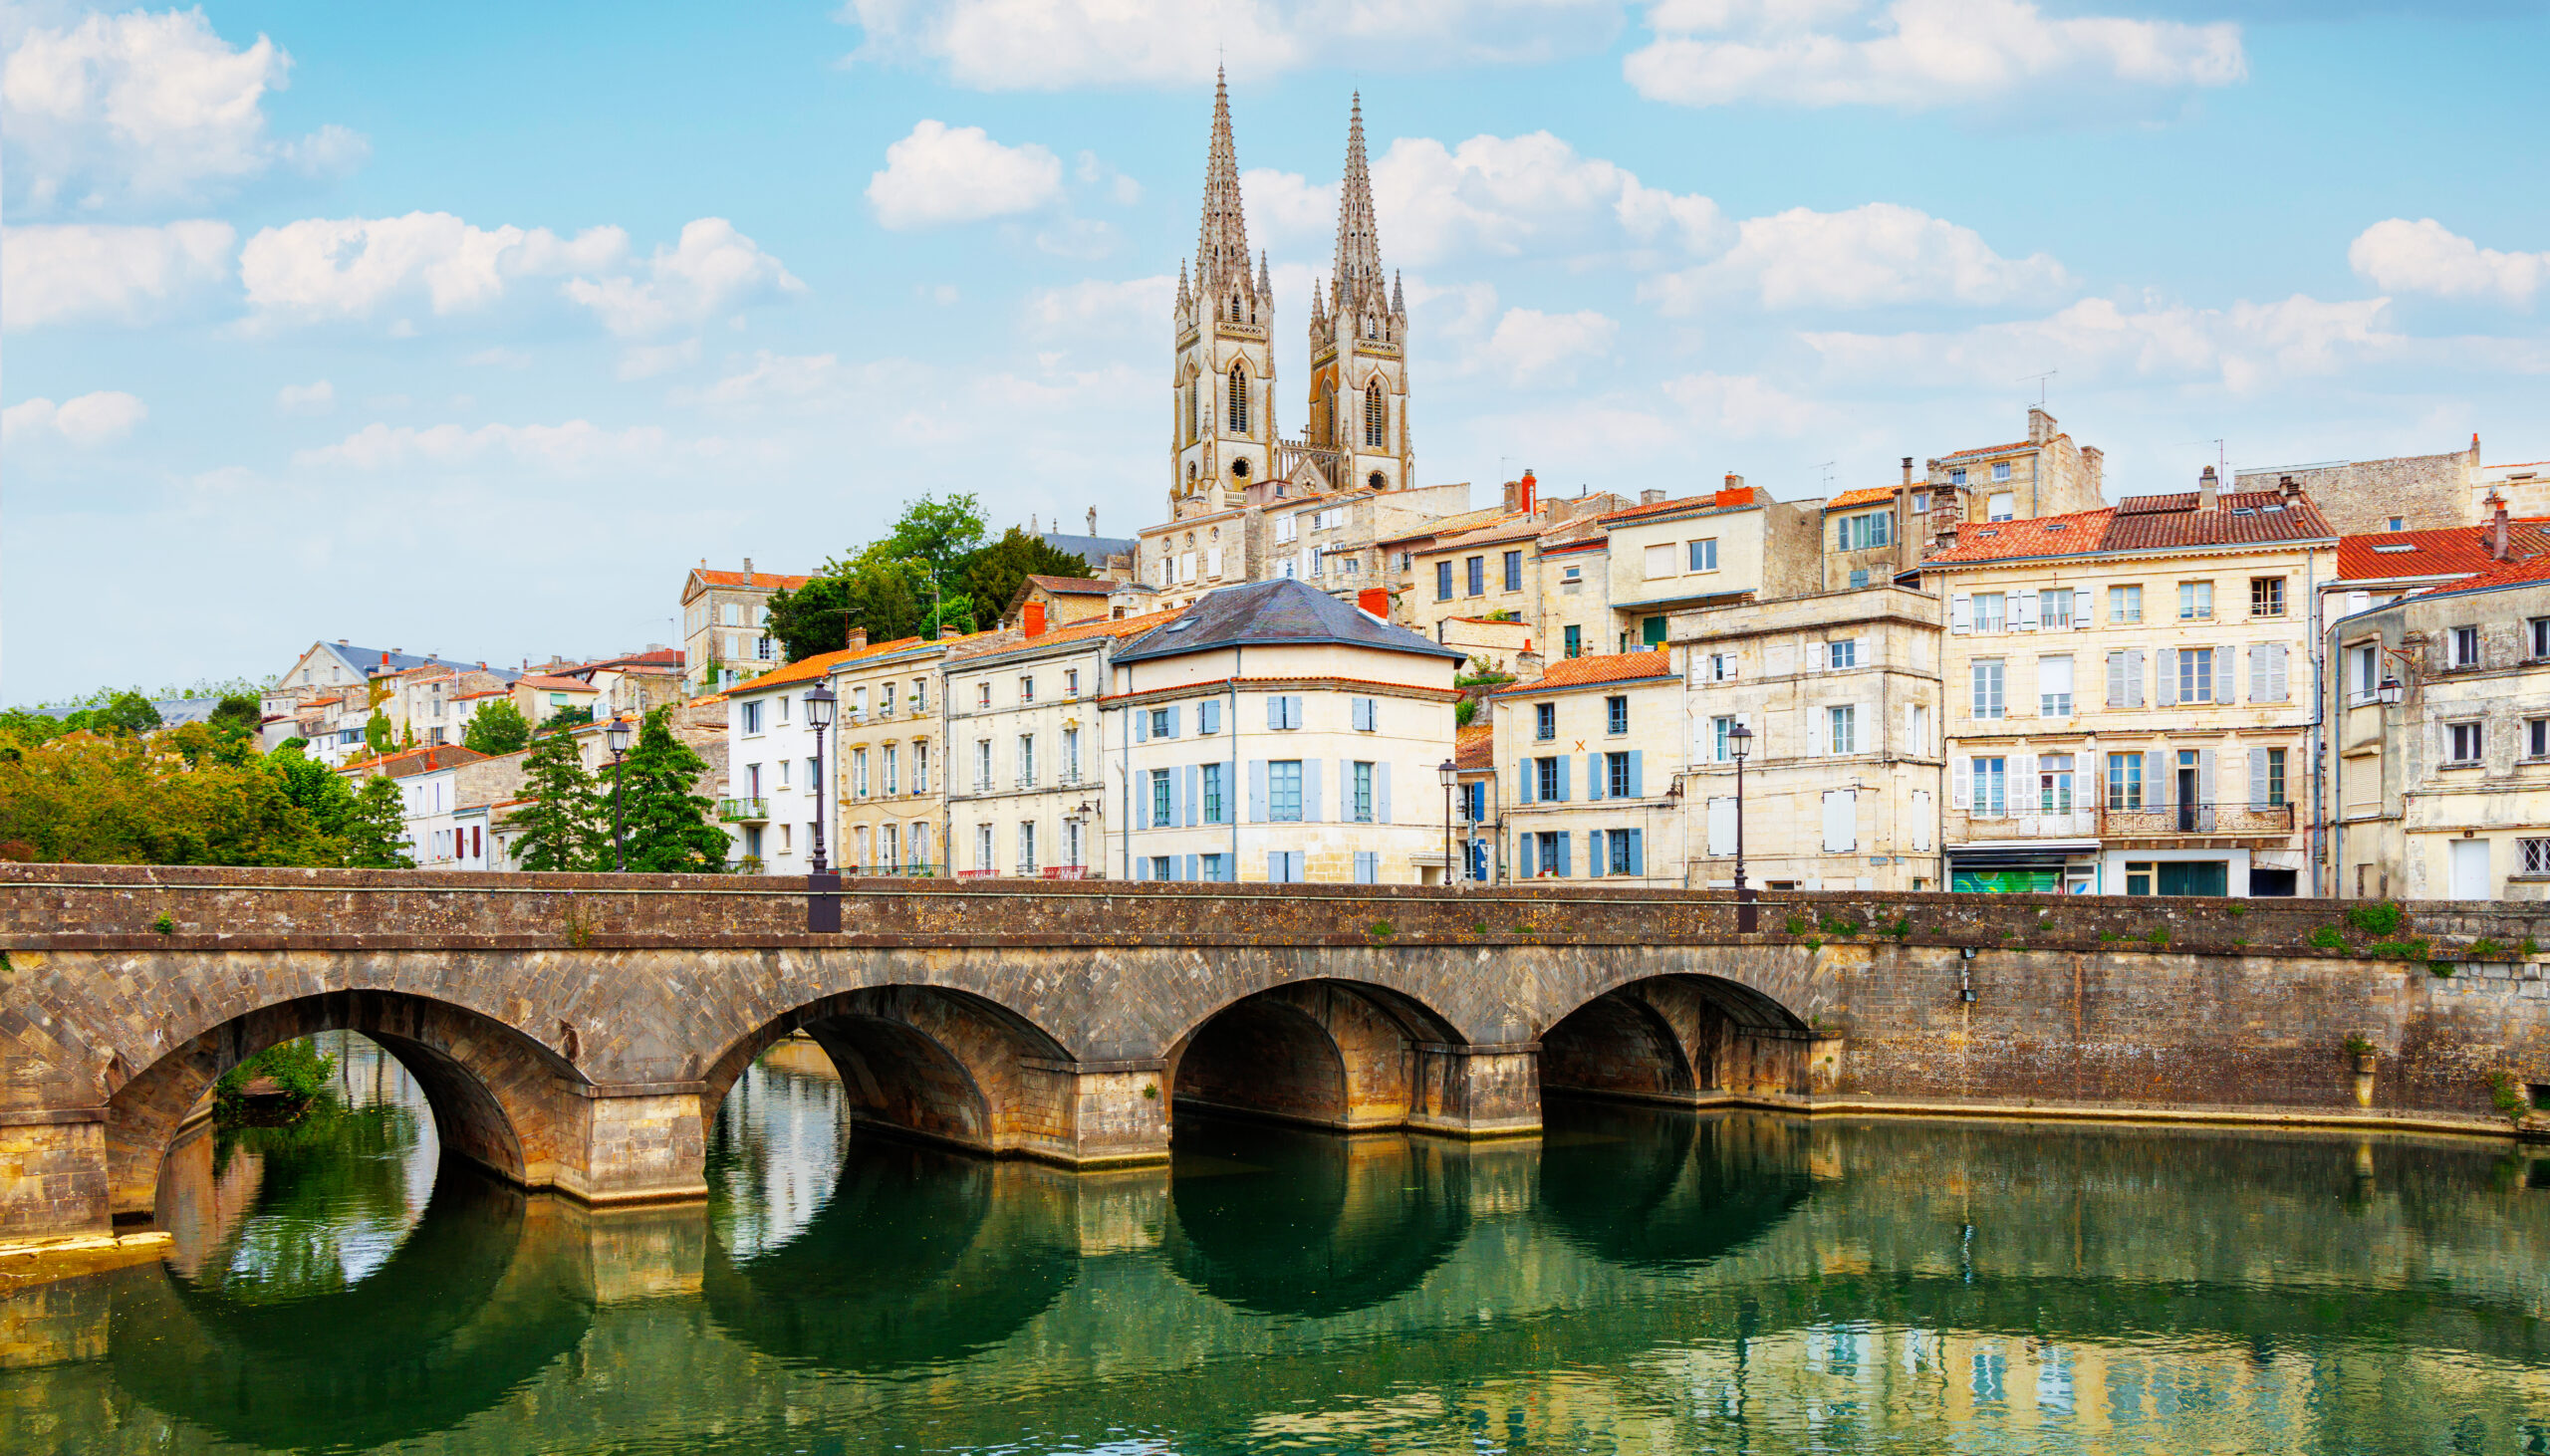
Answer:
2372 544 2416 554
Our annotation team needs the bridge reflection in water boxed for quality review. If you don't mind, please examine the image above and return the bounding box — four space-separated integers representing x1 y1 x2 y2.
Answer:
3 1033 2547 1453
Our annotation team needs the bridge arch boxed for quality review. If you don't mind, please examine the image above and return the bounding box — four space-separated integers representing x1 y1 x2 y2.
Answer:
1163 979 1483 1134
105 989 581 1222
1539 973 1821 1104
702 985 1078 1160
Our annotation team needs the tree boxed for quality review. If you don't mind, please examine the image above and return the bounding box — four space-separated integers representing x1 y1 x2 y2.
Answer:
507 731 602 871
364 710 392 757
603 707 729 872
764 554 926 663
342 775 414 868
96 691 162 735
960 527 1095 630
536 705 594 736
879 491 987 595
0 733 340 866
463 699 532 755
209 694 263 741
269 741 360 840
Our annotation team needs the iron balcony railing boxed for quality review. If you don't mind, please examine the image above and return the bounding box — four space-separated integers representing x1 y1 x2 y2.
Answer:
2100 800 2296 838
717 798 769 823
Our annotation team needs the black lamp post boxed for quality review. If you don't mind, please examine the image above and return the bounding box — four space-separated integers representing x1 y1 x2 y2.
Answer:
804 685 839 931
1437 759 1459 890
1729 720 1756 932
605 716 634 871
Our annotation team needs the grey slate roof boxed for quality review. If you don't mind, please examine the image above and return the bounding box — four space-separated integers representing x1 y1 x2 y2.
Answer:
1113 579 1468 665
318 643 520 684
1039 531 1138 569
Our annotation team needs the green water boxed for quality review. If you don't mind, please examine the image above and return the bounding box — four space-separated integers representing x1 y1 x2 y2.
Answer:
6 1038 2549 1454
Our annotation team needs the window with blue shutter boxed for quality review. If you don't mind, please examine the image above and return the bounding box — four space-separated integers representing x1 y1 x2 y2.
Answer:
1354 850 1378 883
1517 761 1534 804
1301 758 1323 822
1628 829 1645 877
1165 706 1181 737
1556 756 1573 802
1555 833 1573 876
1377 762 1392 824
1134 710 1148 743
1249 760 1268 822
1586 752 1604 801
1199 698 1221 734
1628 750 1644 798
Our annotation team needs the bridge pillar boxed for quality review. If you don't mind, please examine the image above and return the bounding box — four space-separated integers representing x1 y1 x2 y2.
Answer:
0 1113 109 1242
553 1087 710 1206
1406 1044 1541 1140
1051 1061 1172 1167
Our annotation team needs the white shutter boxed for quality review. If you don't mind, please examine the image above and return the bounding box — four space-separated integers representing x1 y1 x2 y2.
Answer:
1706 798 1738 855
2346 590 2370 616
2213 647 2233 708
2014 753 2035 819
1808 704 1828 757
1950 595 1972 634
2157 648 2177 707
1809 641 1827 673
2198 747 2217 810
2248 746 2269 807
1952 757 1972 809
2014 591 2039 631
1821 789 1856 852
1912 790 1934 850
2126 649 2146 708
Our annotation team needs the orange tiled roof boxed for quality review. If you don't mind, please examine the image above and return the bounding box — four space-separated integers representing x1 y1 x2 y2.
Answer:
1598 495 1709 525
1825 487 1898 511
1453 723 1494 771
951 609 1183 661
341 744 485 776
727 635 930 694
1925 509 2114 564
2434 553 2550 595
2337 520 2550 582
1486 650 1674 697
1023 574 1115 596
2099 490 2334 552
1937 439 2031 463
694 568 812 591
514 673 597 692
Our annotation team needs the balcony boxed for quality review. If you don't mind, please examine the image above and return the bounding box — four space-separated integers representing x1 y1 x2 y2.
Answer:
718 798 769 823
2099 800 2295 841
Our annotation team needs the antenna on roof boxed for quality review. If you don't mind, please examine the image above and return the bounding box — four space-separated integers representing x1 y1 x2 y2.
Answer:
2018 369 2057 405
1812 460 1836 493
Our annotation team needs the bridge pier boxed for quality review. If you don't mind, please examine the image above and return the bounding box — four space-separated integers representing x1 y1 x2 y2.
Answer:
0 1114 111 1241
1406 1045 1543 1140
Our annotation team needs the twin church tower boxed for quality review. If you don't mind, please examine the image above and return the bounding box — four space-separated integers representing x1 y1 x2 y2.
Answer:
1169 73 1412 520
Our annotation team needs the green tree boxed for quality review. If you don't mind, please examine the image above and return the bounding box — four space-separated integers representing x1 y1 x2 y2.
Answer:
764 553 926 663
462 699 532 755
341 775 414 868
0 734 339 866
602 707 729 872
507 731 602 871
959 527 1094 629
535 705 594 736
879 491 988 595
268 741 361 840
209 694 263 741
364 710 392 756
96 691 163 735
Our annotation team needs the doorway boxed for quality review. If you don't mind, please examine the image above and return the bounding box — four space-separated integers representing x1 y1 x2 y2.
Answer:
2449 839 2490 899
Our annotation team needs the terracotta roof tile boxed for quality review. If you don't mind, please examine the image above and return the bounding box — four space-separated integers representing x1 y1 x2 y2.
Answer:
948 609 1183 662
1825 487 1898 510
514 674 597 692
1487 650 1673 697
2098 490 2334 551
1376 506 1515 548
1937 439 2030 462
2336 521 2550 582
725 636 928 695
2439 554 2550 594
694 568 812 591
1926 508 2114 564
1453 723 1494 771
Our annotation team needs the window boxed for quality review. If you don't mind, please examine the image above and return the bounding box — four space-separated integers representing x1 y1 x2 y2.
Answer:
1364 383 1386 448
1202 762 1225 824
1019 676 1036 704
1564 625 1583 658
1827 638 1858 669
1688 538 1718 572
1703 652 1736 682
1711 715 1737 762
2106 752 2144 810
1148 855 1173 881
2127 861 2154 896
2388 516 2406 532
2039 753 2074 814
1200 852 1228 882
1604 751 1631 797
1970 757 2007 817
2179 646 2214 703
1268 760 1304 821
1150 769 1172 826
1827 705 1856 756
2039 654 2073 717
1950 468 1967 486
883 745 899 796
881 682 896 717
2262 747 2287 807
2529 719 2549 759
1149 707 1171 739
2352 641 2381 700
1466 556 1484 596
742 700 763 735
2040 589 2074 628
1226 364 1248 432
2448 722 2483 764
2177 581 2213 620
1275 515 1298 544
1017 734 1036 786
1562 564 1582 583
1352 761 1375 822
974 739 992 792
1992 461 2012 482
1061 727 1080 783
1850 569 1870 590
1536 756 1562 799
2521 839 2550 877
1606 695 1629 734
2532 618 2550 659
1535 703 1556 741
2249 578 2285 617
2451 625 2480 668
977 680 991 708
1971 660 2005 719
1836 512 1891 551
1350 696 1378 732
1987 492 2014 522
1912 490 1929 513
1435 561 1453 602
1606 831 1635 876
851 749 869 798
914 742 929 793
1267 695 1303 730
1973 592 2006 632
2110 585 2143 624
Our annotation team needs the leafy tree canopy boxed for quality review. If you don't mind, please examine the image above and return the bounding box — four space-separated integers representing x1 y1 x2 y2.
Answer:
536 705 595 736
961 527 1094 630
462 698 533 755
765 495 1099 664
602 707 728 872
507 731 602 872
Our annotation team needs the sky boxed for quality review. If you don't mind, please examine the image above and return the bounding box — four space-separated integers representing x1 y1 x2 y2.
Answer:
5 0 2547 705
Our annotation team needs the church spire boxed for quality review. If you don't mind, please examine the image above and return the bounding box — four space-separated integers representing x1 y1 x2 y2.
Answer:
1195 66 1252 292
1333 92 1387 316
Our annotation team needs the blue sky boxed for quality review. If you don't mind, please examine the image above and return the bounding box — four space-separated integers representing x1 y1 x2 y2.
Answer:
5 0 2546 703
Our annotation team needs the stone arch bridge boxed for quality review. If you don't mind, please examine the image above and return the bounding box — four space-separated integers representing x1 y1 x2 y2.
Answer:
2 864 2543 1242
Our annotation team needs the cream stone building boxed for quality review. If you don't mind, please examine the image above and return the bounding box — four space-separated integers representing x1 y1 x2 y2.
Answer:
944 609 1176 878
1485 651 1685 883
1534 529 1614 663
2323 560 2550 900
1821 459 1927 592
2237 432 2548 538
725 647 857 874
1921 407 2109 553
1674 589 1945 892
1929 478 2334 895
680 560 808 692
834 631 969 876
1104 580 1464 883
1602 478 1821 652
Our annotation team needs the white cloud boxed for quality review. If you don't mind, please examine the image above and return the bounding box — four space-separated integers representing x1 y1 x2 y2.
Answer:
841 0 1617 90
1484 307 1619 385
617 340 701 380
1 8 367 214
2 390 148 445
276 379 335 415
240 212 627 327
2349 218 2547 309
1373 131 1724 267
564 219 803 337
293 418 692 472
868 120 1064 229
1624 0 2246 111
0 219 234 330
464 347 532 368
1660 370 1823 438
1239 167 1338 245
1645 202 2072 312
1805 293 2403 392
1025 275 1175 336
683 351 856 408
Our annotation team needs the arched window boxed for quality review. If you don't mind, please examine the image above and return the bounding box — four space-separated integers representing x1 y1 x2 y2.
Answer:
1185 378 1198 442
1364 383 1386 449
1186 460 1198 486
1226 364 1249 434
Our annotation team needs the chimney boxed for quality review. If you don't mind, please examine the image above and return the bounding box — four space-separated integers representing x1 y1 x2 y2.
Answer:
1641 488 1667 506
1519 468 1537 516
938 624 961 640
846 627 869 650
2081 445 2104 497
2279 473 2301 500
1724 472 1743 492
1358 588 1390 618
1901 456 1913 486
1024 602 1048 637
2027 406 2055 445
1502 479 1520 513
1713 473 1751 509
2489 493 2512 561
2197 465 2218 512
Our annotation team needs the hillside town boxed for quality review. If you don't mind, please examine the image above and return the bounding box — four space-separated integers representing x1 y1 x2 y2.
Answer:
208 86 2550 902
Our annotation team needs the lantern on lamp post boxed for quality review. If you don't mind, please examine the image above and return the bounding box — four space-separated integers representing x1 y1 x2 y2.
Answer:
1729 720 1756 932
804 684 839 931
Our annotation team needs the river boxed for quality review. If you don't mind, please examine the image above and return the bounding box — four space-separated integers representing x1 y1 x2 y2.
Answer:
3 1031 2546 1453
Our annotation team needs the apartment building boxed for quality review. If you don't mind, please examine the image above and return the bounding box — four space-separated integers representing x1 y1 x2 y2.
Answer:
1394 477 1628 658
725 643 888 873
835 631 969 876
1105 579 1465 883
1920 406 2108 552
512 673 602 731
1600 477 1820 651
1929 478 2333 895
2319 495 2550 623
996 574 1157 632
339 744 487 868
1486 651 1685 883
2235 432 2546 538
1822 459 1929 592
2324 559 2550 900
1137 505 1258 612
681 560 808 692
944 608 1177 878
1453 722 1495 882
1534 529 1613 662
1674 589 1945 892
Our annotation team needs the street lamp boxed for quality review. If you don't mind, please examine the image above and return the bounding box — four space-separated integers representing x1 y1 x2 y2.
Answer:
1438 759 1460 889
804 684 839 932
2376 674 2403 707
605 716 634 872
1728 720 1756 932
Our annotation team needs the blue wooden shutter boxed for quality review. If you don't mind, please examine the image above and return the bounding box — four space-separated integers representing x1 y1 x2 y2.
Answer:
1167 766 1182 828
1184 764 1200 827
1556 756 1573 802
1555 833 1573 876
1303 758 1324 822
1628 750 1644 799
1200 698 1219 734
1377 762 1392 824
1166 706 1181 737
1183 852 1198 882
1628 828 1645 877
1267 695 1282 730
1249 760 1267 822
1586 752 1604 801
1134 710 1148 742
1520 835 1538 877
1589 830 1605 877
1517 761 1533 805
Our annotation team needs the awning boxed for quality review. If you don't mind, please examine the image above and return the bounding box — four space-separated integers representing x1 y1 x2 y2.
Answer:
1945 842 2097 869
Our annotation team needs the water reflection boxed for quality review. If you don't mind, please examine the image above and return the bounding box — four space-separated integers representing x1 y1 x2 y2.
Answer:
1538 1099 1815 1270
